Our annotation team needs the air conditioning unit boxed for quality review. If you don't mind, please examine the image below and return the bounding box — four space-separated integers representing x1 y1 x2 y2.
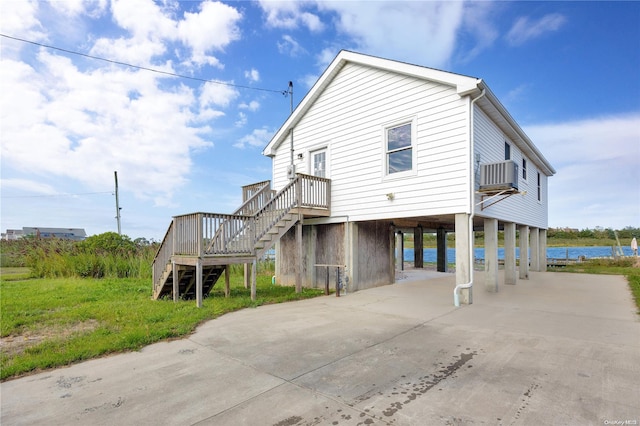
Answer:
479 160 518 192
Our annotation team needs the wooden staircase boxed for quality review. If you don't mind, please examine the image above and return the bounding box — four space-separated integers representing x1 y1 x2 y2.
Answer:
151 174 330 303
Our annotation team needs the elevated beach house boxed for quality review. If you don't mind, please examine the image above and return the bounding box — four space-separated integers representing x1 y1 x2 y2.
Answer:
152 50 555 306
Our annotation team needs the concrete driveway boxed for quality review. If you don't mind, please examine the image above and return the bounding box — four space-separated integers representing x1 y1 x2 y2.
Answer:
2 271 639 425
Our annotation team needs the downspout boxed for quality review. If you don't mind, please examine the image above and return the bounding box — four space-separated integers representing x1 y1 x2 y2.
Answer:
454 86 486 307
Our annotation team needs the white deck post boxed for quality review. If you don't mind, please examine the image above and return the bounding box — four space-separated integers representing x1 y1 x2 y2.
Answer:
540 229 548 271
504 222 517 285
518 225 529 280
484 218 498 292
530 227 540 272
455 213 472 304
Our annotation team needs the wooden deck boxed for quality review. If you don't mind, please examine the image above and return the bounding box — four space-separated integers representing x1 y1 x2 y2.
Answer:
152 174 330 305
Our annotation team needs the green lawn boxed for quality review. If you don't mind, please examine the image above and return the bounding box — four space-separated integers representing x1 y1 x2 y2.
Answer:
0 270 323 380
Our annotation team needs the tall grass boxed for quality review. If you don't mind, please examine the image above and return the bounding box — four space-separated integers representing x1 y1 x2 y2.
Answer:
0 233 156 279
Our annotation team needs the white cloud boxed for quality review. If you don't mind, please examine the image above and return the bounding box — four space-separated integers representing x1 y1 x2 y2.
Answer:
48 0 108 18
457 2 499 63
177 1 242 66
0 50 213 207
525 114 640 229
234 127 273 149
316 1 465 68
258 0 324 32
239 100 260 111
1 178 57 195
277 34 307 57
506 13 566 46
0 1 45 44
235 112 247 127
244 68 260 82
199 81 239 108
111 0 176 41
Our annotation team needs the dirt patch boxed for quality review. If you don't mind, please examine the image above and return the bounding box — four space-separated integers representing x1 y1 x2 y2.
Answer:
0 319 100 357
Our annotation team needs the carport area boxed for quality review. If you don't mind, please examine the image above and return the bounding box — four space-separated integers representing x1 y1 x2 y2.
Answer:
2 271 639 425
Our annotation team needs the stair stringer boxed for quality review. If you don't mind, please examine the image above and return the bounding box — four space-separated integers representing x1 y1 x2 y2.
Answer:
255 213 299 260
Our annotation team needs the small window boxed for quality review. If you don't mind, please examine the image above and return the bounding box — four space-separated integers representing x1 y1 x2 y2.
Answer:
386 123 412 174
505 142 511 160
522 158 527 180
537 172 541 201
312 149 326 178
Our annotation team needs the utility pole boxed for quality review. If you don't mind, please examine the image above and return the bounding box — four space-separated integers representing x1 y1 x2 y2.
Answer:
114 171 121 235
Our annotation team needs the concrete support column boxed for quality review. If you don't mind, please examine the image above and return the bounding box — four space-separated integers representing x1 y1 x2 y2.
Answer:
395 231 404 271
530 227 540 272
437 227 448 272
540 229 548 272
518 225 529 280
504 222 517 285
296 221 303 293
414 225 423 268
455 213 472 304
484 218 499 293
346 221 359 292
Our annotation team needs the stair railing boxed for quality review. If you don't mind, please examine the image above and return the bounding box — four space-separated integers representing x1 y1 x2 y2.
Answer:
152 219 175 295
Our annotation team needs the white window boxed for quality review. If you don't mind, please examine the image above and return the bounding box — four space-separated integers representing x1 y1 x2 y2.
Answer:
537 172 542 202
386 122 413 175
522 158 527 180
311 149 327 178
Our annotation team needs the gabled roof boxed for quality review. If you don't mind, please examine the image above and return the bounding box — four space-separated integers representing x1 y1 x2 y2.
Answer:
263 50 555 176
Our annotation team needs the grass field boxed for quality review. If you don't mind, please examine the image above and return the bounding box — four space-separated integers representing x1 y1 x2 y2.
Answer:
0 268 323 381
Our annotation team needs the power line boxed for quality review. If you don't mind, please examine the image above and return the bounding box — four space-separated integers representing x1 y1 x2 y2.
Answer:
1 191 113 199
1 34 289 95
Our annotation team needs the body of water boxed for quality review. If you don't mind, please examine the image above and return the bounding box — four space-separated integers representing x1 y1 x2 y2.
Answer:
401 246 636 263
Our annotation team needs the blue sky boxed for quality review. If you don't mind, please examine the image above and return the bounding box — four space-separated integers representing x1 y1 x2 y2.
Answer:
1 0 639 240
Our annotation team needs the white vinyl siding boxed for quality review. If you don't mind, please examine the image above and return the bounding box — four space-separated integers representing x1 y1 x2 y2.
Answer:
272 62 470 221
474 106 549 228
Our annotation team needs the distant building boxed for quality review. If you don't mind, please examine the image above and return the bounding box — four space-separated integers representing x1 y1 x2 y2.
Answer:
2 229 24 240
21 227 87 241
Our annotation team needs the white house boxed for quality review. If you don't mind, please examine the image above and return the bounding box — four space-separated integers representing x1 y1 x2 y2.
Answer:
152 50 555 307
262 50 555 305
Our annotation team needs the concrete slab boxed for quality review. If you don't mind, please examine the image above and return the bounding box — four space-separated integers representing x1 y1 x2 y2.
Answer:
2 271 639 425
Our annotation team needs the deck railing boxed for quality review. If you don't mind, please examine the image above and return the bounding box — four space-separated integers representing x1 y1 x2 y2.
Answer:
234 181 276 216
152 174 330 272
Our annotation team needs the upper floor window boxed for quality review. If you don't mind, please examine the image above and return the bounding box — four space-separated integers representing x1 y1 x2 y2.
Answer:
522 158 527 180
386 123 412 174
504 142 511 160
537 172 542 201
